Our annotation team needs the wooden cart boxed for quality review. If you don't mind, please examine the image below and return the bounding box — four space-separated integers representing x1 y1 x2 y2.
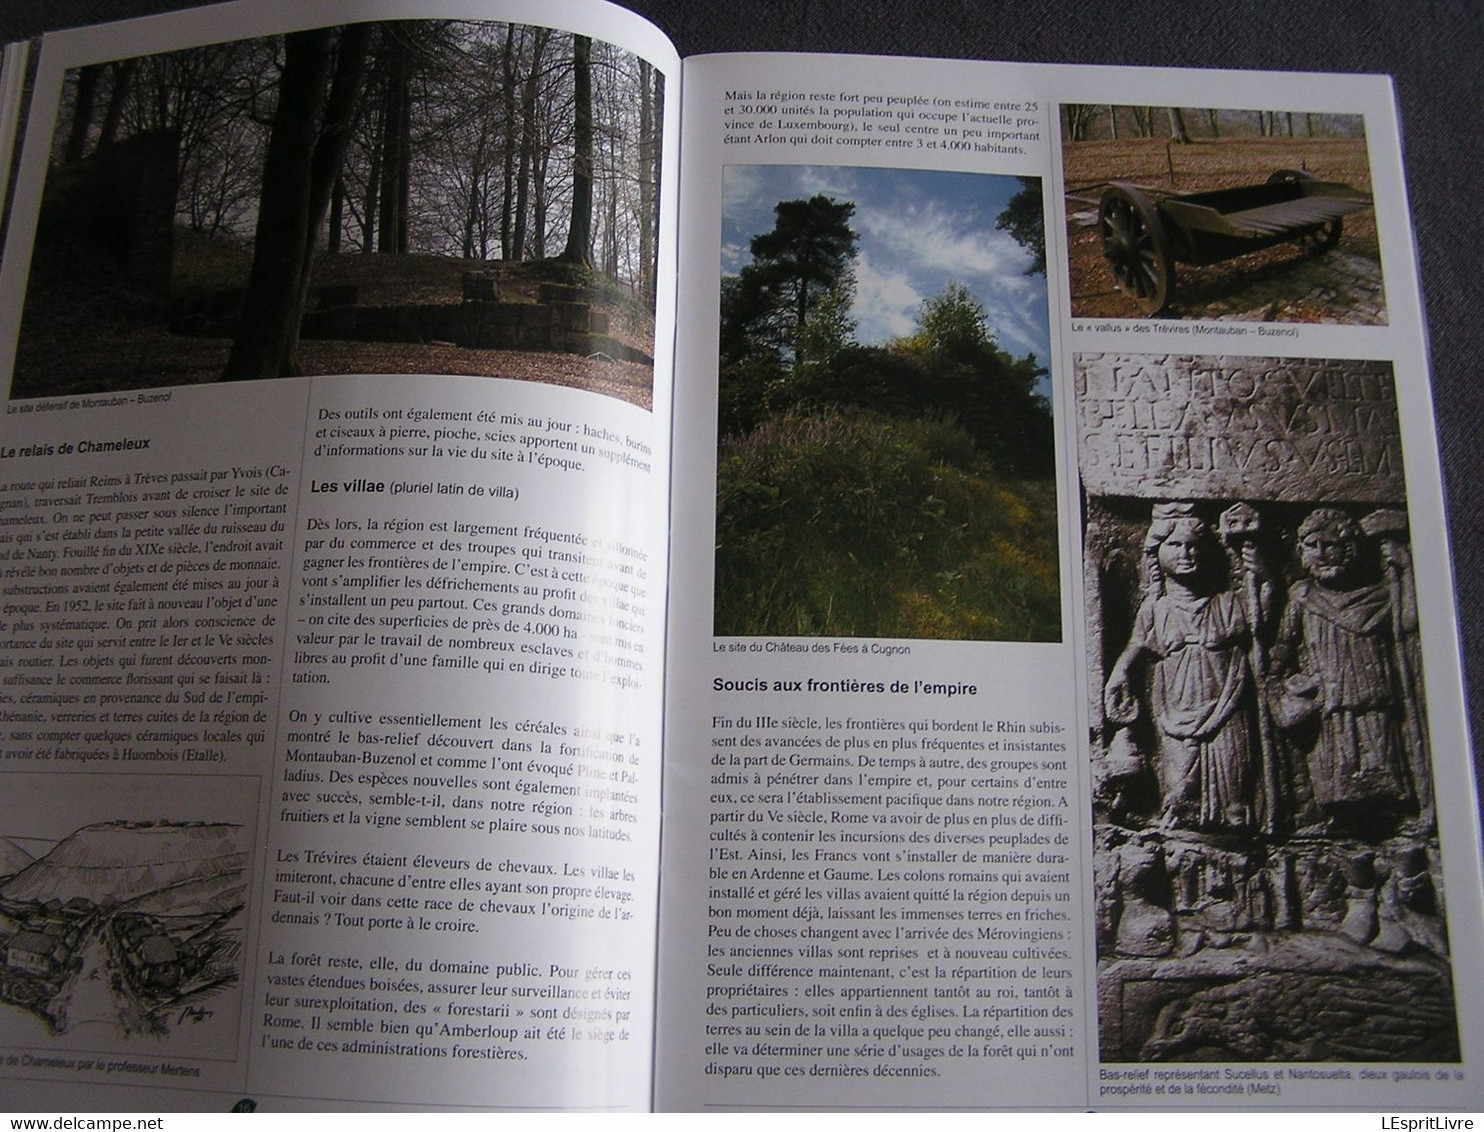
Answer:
1098 169 1373 315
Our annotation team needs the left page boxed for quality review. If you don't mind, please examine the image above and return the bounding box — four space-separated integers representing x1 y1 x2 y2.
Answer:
0 0 679 1112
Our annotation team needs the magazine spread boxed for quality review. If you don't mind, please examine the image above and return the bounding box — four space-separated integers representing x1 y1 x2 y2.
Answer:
0 0 1479 1114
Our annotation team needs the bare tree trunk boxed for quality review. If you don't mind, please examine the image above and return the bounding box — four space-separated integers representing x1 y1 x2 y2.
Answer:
462 119 492 261
98 59 138 150
650 68 662 303
1066 103 1094 142
476 167 490 258
64 65 104 163
376 26 412 255
603 194 618 277
561 35 593 266
597 45 619 279
1168 106 1190 144
223 28 335 381
637 58 654 296
463 183 477 259
393 90 411 253
499 25 518 260
512 28 550 262
361 95 381 252
328 173 344 253
284 23 371 368
532 141 548 258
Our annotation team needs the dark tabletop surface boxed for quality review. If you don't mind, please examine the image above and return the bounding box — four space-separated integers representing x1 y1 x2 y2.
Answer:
2 0 1481 812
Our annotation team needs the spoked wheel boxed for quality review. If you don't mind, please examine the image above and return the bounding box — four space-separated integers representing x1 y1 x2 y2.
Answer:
1098 183 1175 315
1267 168 1343 251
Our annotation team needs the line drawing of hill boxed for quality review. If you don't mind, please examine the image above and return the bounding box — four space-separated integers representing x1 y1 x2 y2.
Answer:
121 869 248 918
0 819 248 1043
0 821 245 906
0 838 38 881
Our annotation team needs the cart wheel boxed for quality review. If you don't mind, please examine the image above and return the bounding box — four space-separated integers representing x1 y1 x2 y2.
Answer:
1267 168 1343 250
1099 184 1174 315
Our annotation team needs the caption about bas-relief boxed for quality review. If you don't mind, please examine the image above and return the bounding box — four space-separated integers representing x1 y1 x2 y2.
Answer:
703 661 1079 1083
722 87 1042 155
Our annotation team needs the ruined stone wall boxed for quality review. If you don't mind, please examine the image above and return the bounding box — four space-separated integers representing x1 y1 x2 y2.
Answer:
295 280 650 364
39 129 179 294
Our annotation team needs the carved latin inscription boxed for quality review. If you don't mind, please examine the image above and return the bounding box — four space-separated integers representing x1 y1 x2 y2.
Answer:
1077 354 1404 501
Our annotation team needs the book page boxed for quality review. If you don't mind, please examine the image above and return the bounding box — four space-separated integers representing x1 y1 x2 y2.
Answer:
656 50 1484 1111
0 0 679 1111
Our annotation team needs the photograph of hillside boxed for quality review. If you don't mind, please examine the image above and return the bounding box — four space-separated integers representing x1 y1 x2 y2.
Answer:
713 165 1060 641
8 18 663 407
0 818 247 1045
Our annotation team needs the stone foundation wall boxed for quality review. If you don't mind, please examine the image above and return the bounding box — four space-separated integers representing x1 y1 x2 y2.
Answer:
40 129 179 294
297 292 649 364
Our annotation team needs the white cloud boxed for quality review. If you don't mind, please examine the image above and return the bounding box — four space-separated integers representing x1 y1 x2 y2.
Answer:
720 165 1050 363
794 166 859 200
855 199 1031 287
721 165 764 211
850 189 1047 359
852 252 923 343
983 295 1046 361
720 241 749 274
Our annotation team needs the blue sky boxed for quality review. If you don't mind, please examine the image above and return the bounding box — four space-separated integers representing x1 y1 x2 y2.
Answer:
721 165 1051 364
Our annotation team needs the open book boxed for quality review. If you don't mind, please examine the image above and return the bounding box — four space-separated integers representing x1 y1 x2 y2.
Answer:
0 0 1479 1112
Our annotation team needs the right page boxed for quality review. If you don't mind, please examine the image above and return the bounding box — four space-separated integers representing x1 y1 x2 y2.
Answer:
656 51 1484 1111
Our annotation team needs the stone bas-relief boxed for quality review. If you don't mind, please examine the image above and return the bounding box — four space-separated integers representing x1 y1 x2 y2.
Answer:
1079 354 1456 1063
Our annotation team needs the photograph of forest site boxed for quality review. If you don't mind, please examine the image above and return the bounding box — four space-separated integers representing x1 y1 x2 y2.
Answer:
9 19 662 407
714 165 1060 642
1062 106 1379 323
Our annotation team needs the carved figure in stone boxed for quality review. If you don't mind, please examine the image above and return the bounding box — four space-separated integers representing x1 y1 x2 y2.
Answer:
1273 507 1416 832
1379 846 1449 956
1103 503 1262 831
1113 840 1176 957
1361 509 1432 822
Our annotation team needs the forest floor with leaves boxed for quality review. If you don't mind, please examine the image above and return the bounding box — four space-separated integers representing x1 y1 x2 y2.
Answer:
12 232 656 408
